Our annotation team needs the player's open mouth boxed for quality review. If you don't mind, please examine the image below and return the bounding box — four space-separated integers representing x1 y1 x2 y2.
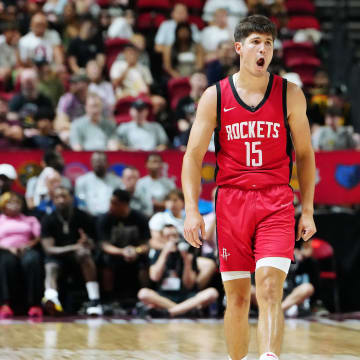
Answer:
256 58 265 67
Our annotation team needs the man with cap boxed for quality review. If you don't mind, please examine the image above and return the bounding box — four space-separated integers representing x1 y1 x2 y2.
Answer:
0 164 17 195
116 98 169 151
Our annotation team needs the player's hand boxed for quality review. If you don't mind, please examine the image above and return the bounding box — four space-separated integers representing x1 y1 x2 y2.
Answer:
184 210 205 248
297 213 316 241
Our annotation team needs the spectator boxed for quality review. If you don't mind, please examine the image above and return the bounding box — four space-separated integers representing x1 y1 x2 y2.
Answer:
107 8 134 40
19 12 64 66
154 3 200 54
202 0 248 31
26 149 71 209
55 73 89 143
116 99 168 152
35 58 65 107
0 192 43 318
75 152 123 216
173 71 208 150
312 106 357 151
163 22 204 78
60 0 81 49
0 164 17 195
70 93 118 151
121 166 149 216
67 15 105 74
137 224 218 318
0 97 23 149
110 43 153 99
206 40 237 85
41 186 102 315
97 189 150 302
134 154 176 217
8 68 53 127
0 22 20 89
23 108 65 151
86 60 115 117
200 9 233 61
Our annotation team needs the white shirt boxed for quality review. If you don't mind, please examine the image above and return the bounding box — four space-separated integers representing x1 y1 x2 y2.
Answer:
200 25 233 52
0 35 17 68
110 60 153 98
149 210 185 234
155 20 200 46
107 17 134 39
202 0 248 31
75 171 124 215
19 30 61 63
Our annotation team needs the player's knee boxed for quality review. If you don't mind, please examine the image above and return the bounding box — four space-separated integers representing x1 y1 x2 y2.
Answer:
301 283 314 297
257 276 282 304
226 291 250 309
138 288 152 302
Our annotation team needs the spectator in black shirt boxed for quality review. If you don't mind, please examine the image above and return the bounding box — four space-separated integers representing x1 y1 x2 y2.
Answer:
8 68 53 128
97 189 150 302
41 186 102 316
137 224 218 318
67 16 105 74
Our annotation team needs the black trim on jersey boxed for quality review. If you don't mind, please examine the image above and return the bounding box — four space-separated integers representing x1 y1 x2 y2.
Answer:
229 73 274 112
214 186 220 267
214 82 221 182
282 78 293 182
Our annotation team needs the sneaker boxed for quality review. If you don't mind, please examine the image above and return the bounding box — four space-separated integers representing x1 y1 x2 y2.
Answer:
28 306 43 318
86 300 103 316
0 305 14 318
42 296 63 315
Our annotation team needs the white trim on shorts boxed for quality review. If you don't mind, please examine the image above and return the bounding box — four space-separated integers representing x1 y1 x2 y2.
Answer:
221 271 251 282
255 257 291 274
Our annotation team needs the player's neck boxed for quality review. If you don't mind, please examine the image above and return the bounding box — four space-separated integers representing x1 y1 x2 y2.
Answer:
235 69 269 92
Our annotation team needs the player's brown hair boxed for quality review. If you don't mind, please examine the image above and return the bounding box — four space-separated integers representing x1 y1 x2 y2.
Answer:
234 15 277 42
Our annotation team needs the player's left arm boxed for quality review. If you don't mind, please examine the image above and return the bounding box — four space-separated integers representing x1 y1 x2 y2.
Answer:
287 82 317 241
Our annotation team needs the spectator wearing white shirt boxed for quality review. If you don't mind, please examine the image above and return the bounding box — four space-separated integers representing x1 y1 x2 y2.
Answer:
135 154 176 217
107 8 134 39
75 152 123 216
116 99 168 151
19 12 64 67
110 44 153 99
86 60 115 117
202 0 248 32
200 8 233 61
154 3 200 54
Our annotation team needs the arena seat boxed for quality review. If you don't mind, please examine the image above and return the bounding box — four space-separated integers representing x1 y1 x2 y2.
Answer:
311 238 341 312
175 0 204 12
114 96 136 124
137 12 166 31
167 77 191 110
137 0 171 11
287 56 321 87
286 1 316 16
105 38 131 72
96 0 110 8
287 16 321 30
189 15 206 30
282 41 316 68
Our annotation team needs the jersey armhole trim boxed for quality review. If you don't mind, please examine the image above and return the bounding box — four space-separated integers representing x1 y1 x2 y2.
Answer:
282 78 288 125
215 82 221 129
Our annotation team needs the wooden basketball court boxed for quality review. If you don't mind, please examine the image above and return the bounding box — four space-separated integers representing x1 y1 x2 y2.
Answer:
0 317 359 359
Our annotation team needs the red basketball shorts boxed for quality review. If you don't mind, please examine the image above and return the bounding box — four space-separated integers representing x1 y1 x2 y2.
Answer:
216 184 295 273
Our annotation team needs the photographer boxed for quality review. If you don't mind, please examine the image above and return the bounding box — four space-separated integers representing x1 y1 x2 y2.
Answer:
137 224 218 318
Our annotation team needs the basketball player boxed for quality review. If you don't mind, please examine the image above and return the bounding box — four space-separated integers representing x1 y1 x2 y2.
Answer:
181 15 316 360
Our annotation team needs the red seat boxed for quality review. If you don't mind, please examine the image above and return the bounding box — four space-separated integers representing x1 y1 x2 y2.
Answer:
287 16 321 30
96 0 110 7
189 15 205 30
287 56 321 87
137 12 166 31
137 0 171 11
311 238 340 312
286 1 316 16
168 77 191 110
282 41 316 68
105 38 131 72
114 96 136 124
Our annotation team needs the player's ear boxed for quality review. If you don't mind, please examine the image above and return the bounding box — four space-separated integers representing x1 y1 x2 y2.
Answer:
234 41 242 56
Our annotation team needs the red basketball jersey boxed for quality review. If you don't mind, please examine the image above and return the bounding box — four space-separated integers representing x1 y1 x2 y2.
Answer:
214 73 292 189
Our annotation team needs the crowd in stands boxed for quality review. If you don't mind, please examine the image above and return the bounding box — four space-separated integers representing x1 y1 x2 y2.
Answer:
0 0 349 318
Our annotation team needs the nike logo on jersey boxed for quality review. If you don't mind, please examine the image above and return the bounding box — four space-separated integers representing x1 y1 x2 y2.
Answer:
224 107 236 112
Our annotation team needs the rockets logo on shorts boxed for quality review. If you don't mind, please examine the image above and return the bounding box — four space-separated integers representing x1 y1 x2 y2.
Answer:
221 248 231 261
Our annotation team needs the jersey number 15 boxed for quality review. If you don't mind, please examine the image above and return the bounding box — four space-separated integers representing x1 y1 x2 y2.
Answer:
245 141 262 167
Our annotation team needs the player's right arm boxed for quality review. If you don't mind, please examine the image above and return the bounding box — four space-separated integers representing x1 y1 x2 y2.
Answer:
181 85 217 248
